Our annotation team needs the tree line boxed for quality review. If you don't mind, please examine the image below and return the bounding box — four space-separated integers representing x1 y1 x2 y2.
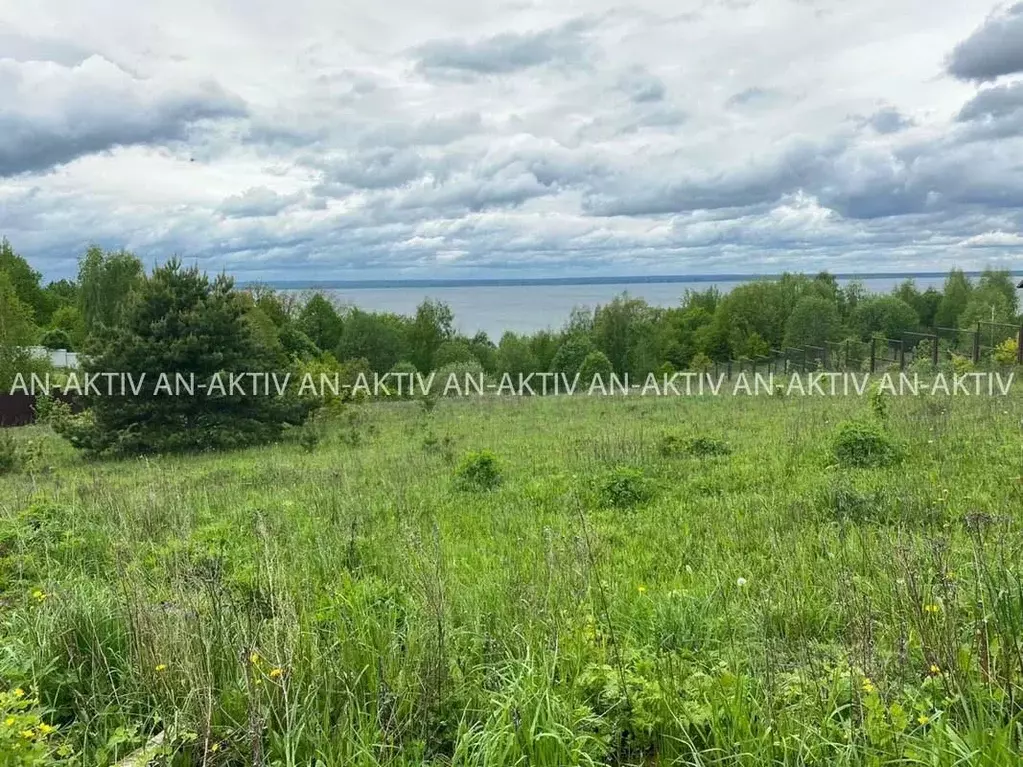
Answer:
0 237 1020 453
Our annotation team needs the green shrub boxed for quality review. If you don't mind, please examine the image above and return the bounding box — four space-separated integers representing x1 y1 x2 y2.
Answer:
598 467 655 509
832 420 902 468
658 433 731 459
578 351 614 389
0 432 20 476
454 450 502 491
684 436 732 458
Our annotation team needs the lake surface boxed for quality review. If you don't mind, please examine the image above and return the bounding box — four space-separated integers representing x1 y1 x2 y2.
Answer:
279 275 959 339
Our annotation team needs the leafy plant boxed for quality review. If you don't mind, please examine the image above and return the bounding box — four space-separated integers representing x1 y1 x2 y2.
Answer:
597 467 655 509
832 420 902 468
454 450 503 491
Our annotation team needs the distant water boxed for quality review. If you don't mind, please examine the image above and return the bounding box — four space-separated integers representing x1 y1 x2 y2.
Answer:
278 275 958 339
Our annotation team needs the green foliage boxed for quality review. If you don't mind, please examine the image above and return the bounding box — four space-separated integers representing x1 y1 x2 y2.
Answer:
335 309 409 372
682 436 732 458
551 335 594 378
783 295 842 348
993 337 1019 365
832 420 902 468
0 239 48 323
297 293 344 353
408 299 454 372
577 351 614 389
0 687 64 765
56 260 311 455
688 352 713 372
0 271 40 391
0 432 21 475
853 296 919 339
496 332 539 378
434 339 479 369
76 246 143 335
454 449 502 491
37 329 71 352
597 466 655 509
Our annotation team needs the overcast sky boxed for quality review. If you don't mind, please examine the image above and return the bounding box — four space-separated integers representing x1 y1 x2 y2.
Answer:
2 0 1023 281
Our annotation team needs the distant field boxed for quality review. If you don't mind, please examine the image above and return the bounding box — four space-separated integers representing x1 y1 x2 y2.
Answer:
2 393 1023 765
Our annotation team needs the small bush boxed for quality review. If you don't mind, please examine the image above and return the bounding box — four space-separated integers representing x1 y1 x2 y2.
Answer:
684 436 732 458
454 450 503 491
832 420 902 468
658 433 731 459
32 397 71 429
598 467 655 509
0 432 21 475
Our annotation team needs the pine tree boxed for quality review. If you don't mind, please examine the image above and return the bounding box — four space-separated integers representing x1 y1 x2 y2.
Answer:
57 260 311 455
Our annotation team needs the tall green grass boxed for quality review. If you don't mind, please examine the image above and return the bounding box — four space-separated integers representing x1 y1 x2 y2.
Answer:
1 391 1022 764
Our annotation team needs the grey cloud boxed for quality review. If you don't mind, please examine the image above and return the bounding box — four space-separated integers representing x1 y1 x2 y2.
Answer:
956 82 1023 121
0 30 91 66
947 3 1023 81
361 112 483 149
866 107 914 134
0 56 246 176
219 187 303 218
726 87 782 108
414 19 592 77
618 67 665 103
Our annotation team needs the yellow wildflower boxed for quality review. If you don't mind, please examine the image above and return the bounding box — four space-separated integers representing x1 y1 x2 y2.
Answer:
862 678 875 694
637 585 647 595
20 730 35 740
929 664 940 675
13 688 24 698
249 651 260 665
31 590 47 602
269 668 284 679
924 603 941 614
4 717 15 727
210 743 220 753
155 664 167 673
37 723 56 735
917 715 930 725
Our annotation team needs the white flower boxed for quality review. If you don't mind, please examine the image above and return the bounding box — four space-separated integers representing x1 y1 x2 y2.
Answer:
736 577 747 587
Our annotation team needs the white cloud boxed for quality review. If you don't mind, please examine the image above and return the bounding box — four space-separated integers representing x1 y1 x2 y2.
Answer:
0 0 1021 280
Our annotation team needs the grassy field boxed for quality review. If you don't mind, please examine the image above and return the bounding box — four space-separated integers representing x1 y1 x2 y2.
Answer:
2 391 1023 765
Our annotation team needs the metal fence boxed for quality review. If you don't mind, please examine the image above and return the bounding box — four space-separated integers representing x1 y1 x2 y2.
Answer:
708 321 1023 378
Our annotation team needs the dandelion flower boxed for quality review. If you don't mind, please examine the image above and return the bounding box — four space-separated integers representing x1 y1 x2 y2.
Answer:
269 668 284 679
155 664 167 673
917 715 930 725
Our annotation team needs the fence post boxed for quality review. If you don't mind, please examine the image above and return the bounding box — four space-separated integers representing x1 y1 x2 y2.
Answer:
869 337 876 373
899 339 905 371
973 323 981 364
1017 323 1023 366
932 334 939 366
726 360 732 380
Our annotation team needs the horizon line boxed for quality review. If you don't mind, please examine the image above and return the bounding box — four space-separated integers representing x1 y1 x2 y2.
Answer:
242 269 1023 290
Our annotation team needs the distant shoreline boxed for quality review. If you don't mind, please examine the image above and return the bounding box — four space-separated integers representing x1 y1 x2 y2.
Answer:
246 270 1023 291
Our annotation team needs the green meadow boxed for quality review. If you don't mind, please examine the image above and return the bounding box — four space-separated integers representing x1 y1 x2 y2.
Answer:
2 391 1023 765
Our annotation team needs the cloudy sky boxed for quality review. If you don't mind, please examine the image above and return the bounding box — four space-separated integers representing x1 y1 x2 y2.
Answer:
2 0 1023 282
